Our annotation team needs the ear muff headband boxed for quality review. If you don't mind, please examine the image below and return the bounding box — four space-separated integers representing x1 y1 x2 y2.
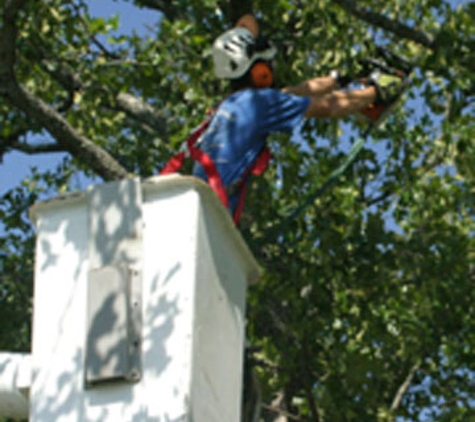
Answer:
251 62 273 88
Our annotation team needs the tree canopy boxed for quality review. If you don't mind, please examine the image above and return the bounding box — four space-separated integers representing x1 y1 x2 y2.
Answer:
1 0 474 421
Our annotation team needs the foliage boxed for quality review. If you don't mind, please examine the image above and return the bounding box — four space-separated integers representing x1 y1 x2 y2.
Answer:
0 0 474 421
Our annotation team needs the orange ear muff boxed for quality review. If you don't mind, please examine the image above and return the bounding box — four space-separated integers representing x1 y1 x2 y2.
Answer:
251 62 273 88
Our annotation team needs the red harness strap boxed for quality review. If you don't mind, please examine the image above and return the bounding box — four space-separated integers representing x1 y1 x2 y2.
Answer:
232 146 271 223
160 113 270 224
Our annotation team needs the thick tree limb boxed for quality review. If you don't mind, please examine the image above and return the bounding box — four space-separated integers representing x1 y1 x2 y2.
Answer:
1 0 168 179
6 82 129 180
332 0 436 48
1 0 133 180
0 0 28 89
116 92 168 139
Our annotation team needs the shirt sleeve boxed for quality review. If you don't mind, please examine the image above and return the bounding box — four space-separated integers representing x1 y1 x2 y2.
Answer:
256 88 310 134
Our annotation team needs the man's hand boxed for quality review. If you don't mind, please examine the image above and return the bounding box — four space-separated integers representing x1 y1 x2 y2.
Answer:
367 71 405 104
234 14 259 38
329 70 352 88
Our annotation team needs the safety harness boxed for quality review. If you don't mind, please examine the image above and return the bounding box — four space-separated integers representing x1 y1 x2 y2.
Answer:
160 106 271 224
161 48 412 227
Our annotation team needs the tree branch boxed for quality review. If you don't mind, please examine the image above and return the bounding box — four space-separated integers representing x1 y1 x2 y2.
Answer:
75 2 122 60
7 82 129 180
9 140 66 155
0 133 20 162
0 0 29 91
0 0 128 180
115 92 168 140
390 362 420 412
332 0 436 49
132 0 180 20
261 391 301 422
25 13 169 139
133 0 253 24
31 47 169 138
0 1 175 180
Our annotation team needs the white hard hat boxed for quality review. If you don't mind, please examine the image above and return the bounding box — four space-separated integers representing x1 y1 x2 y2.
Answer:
212 27 277 79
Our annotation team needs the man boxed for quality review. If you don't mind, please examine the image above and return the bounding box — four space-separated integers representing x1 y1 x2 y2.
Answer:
191 14 404 222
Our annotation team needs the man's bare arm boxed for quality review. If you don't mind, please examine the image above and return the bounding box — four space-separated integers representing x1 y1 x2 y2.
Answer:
282 76 338 97
303 86 377 118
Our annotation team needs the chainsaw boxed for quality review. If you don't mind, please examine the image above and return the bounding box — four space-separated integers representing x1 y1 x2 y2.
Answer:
357 46 414 128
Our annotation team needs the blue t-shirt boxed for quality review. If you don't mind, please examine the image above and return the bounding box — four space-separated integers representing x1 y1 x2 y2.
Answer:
193 88 310 212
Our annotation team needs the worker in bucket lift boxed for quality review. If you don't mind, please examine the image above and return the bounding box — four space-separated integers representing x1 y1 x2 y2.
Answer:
172 14 404 223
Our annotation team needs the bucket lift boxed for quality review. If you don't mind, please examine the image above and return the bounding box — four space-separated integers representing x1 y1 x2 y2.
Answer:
0 175 260 422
